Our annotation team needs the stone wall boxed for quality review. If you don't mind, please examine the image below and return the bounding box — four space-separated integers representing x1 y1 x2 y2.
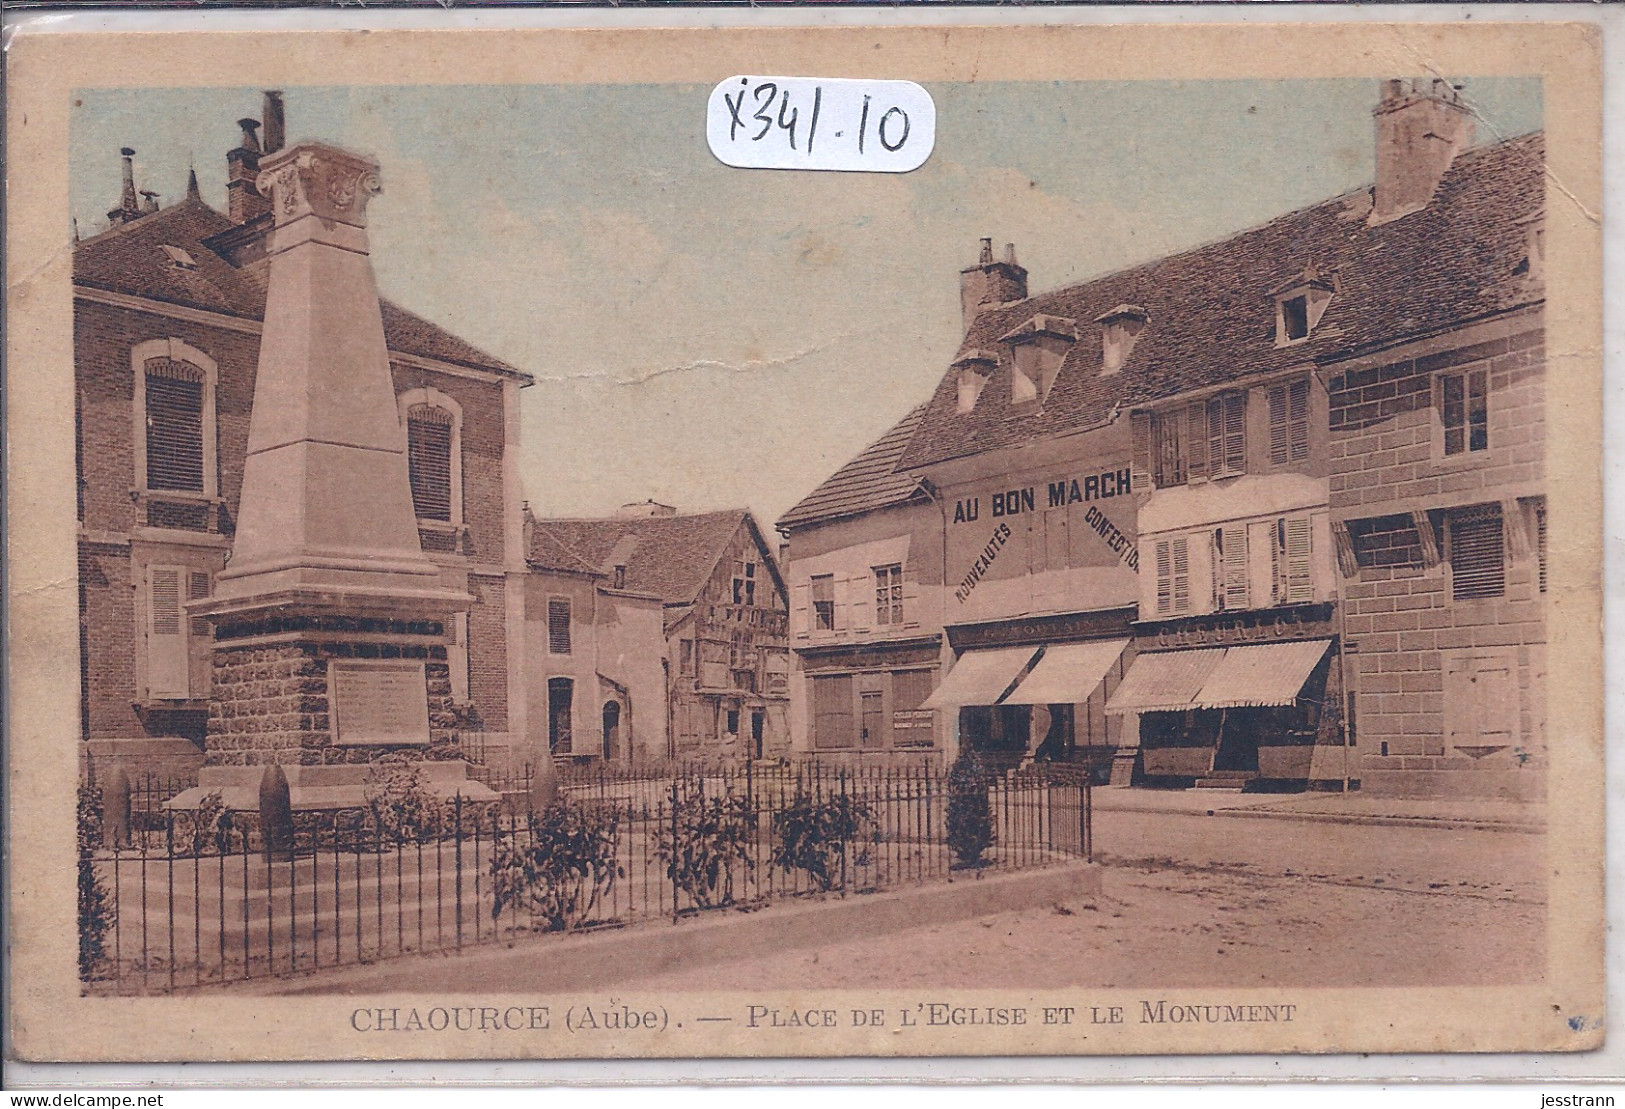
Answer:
207 640 458 767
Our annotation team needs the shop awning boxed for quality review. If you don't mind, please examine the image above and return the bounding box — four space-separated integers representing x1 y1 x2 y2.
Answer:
920 646 1039 709
1104 648 1226 714
1002 639 1131 706
1188 639 1333 709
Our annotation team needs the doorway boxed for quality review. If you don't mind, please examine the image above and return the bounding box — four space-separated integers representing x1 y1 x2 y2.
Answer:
601 700 621 761
547 677 573 754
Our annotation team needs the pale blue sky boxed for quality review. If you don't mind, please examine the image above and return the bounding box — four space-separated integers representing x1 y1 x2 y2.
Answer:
72 78 1541 525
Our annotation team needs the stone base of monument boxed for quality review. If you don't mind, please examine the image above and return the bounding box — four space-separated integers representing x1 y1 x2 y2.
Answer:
163 760 498 813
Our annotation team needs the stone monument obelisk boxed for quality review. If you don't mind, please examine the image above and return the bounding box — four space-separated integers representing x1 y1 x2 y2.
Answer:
184 141 487 809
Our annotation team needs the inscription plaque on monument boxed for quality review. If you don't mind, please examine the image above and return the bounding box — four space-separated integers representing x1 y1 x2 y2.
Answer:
329 660 430 746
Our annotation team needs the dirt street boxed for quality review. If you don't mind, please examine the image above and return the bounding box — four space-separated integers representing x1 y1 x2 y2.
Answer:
624 814 1545 991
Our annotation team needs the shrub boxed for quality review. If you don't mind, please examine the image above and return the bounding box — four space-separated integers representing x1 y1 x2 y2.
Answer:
174 791 235 856
490 799 623 931
363 754 444 842
652 784 757 909
946 745 995 868
771 789 876 892
77 781 113 979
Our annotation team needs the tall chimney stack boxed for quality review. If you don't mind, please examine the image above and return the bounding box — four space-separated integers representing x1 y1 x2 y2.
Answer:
1370 77 1475 225
959 236 1029 334
106 147 142 226
227 118 269 224
262 91 286 155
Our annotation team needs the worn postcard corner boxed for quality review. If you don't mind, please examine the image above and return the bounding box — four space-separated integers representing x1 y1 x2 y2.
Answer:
3 18 1605 1064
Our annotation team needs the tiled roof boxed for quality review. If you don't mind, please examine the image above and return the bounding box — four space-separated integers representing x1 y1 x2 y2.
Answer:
528 509 767 606
897 133 1545 471
73 196 528 380
776 403 930 531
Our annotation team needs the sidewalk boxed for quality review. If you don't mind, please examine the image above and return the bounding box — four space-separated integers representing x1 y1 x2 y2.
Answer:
1088 786 1546 833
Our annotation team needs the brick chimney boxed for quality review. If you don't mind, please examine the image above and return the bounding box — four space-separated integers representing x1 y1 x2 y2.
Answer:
227 117 270 224
960 238 1028 333
1370 78 1475 226
262 91 286 155
105 147 142 226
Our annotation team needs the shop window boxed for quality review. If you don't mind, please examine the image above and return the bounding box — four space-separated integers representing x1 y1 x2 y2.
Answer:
1151 409 1186 488
1213 525 1249 610
812 674 855 749
1154 537 1191 616
811 574 836 631
891 669 937 747
1447 505 1505 601
1273 516 1315 604
1206 393 1246 477
1438 369 1489 457
873 564 904 626
547 597 572 654
1267 378 1311 465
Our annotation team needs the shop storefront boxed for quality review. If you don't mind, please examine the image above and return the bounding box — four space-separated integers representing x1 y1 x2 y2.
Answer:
1106 604 1350 790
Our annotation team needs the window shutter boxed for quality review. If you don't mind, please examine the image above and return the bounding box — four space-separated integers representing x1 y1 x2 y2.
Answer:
407 405 454 522
145 362 205 493
1449 507 1505 601
1288 378 1310 461
791 582 811 634
548 598 572 653
1268 385 1290 465
1219 525 1249 609
850 571 873 630
1283 516 1314 602
1184 402 1209 481
1130 411 1153 493
187 570 212 639
1155 540 1173 615
1223 394 1246 473
1171 536 1190 613
900 574 920 625
832 574 852 631
147 565 189 698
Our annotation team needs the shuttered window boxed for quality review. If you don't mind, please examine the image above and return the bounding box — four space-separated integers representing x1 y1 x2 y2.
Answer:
1206 393 1246 476
812 674 855 749
547 597 572 654
1448 506 1505 601
1155 537 1190 616
187 569 211 639
144 360 205 492
407 404 455 522
1268 378 1311 465
1213 525 1249 610
1273 516 1315 604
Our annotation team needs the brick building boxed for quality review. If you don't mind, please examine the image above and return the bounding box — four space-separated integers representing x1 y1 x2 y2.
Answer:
75 95 534 780
528 505 790 761
779 80 1545 798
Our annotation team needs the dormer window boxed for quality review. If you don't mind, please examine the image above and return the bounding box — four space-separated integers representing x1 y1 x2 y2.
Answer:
954 350 998 414
999 314 1076 406
1095 305 1148 375
160 245 197 271
1271 267 1334 346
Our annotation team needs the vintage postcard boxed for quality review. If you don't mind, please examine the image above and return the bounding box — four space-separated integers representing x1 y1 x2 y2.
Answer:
4 19 1604 1063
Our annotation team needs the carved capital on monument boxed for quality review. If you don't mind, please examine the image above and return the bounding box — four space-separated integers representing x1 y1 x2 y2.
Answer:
256 142 383 228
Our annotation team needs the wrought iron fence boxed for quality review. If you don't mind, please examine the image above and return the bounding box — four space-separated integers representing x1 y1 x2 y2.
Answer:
79 761 1091 994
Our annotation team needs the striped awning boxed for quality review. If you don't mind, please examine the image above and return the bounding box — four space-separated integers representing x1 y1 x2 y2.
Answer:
1191 639 1332 709
1104 648 1226 715
920 646 1039 709
1002 639 1131 706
